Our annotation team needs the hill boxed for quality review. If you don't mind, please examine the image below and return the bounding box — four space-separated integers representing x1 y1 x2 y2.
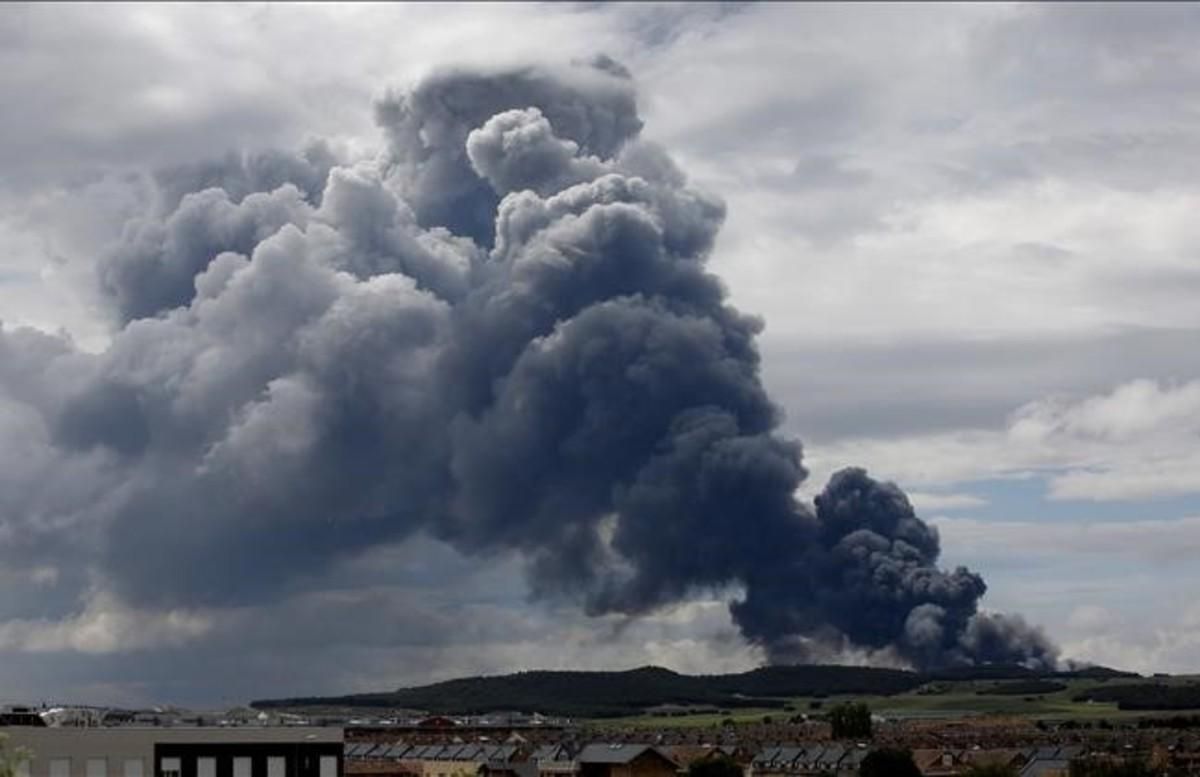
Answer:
250 663 1137 719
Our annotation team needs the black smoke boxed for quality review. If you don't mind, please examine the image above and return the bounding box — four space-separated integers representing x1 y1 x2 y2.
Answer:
0 58 1057 670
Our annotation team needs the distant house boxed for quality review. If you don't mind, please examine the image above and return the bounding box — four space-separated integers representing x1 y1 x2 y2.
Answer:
0 707 47 727
530 745 575 777
1018 759 1069 777
664 747 739 771
477 760 538 777
417 719 458 730
960 749 1028 773
403 744 522 777
913 749 965 776
749 744 869 777
575 745 677 777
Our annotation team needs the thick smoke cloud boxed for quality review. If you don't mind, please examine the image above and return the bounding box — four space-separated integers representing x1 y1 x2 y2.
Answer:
374 57 643 245
0 58 1056 669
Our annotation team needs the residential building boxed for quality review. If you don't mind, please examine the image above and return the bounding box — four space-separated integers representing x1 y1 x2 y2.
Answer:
575 745 677 777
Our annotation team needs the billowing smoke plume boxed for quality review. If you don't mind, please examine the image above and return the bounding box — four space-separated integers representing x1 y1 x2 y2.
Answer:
0 58 1056 669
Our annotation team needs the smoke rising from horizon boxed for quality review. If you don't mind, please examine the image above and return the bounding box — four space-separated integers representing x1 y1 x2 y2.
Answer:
0 58 1057 670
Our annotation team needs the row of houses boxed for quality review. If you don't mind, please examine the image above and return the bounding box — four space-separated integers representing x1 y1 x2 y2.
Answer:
344 742 678 777
743 743 1089 777
905 745 1084 777
750 744 869 775
7 727 1195 777
343 738 1106 777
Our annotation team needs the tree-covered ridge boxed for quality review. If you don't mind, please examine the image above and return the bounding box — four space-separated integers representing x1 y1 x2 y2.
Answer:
251 663 1137 718
1074 683 1200 711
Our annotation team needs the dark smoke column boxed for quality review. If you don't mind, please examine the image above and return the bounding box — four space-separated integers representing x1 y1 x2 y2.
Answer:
375 59 1058 670
67 57 1057 670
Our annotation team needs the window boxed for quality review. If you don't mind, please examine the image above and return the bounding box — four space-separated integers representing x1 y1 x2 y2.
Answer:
234 758 252 777
267 757 285 777
319 758 337 777
16 761 31 777
197 759 216 777
124 761 144 777
50 759 72 777
161 758 182 777
87 760 108 777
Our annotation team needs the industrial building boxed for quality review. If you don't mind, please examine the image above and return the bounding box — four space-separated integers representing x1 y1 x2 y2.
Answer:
0 727 343 777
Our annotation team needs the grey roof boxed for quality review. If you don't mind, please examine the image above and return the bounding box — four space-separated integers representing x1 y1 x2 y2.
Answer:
1021 759 1070 777
576 744 673 766
533 745 569 763
797 746 825 767
469 746 495 761
386 745 411 759
818 745 845 766
752 747 780 765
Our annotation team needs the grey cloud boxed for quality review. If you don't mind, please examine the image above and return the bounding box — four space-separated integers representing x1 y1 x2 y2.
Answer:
153 143 338 213
763 327 1200 443
791 154 873 191
467 108 606 196
97 183 315 323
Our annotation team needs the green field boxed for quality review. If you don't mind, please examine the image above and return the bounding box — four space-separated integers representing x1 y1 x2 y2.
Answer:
607 676 1200 728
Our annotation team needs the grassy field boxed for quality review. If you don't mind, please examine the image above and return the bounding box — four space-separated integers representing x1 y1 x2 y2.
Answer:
607 676 1200 728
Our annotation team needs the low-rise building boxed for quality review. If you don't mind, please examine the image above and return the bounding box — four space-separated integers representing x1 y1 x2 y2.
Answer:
575 745 677 777
1 726 343 777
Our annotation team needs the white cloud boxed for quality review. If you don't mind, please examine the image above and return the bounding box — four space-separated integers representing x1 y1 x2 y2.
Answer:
905 491 988 512
810 379 1200 502
933 514 1200 564
1061 601 1200 675
0 592 213 654
1065 604 1116 634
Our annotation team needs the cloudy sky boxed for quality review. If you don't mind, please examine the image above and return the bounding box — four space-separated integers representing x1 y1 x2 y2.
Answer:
2 2 1200 707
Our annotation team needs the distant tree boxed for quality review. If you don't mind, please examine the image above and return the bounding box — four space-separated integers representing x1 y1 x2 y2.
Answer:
1 735 32 777
687 755 743 777
829 702 873 740
1068 759 1155 777
962 764 1019 777
859 748 920 777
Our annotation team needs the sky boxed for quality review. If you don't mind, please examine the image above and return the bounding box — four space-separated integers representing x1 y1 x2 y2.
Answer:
2 1 1200 707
